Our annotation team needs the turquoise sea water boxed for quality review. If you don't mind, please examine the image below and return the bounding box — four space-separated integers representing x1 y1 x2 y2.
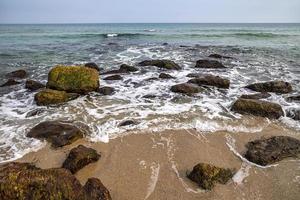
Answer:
0 23 300 162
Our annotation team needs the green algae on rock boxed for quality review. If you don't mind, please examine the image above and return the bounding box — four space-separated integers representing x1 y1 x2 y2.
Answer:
47 65 99 94
187 163 234 190
34 89 78 106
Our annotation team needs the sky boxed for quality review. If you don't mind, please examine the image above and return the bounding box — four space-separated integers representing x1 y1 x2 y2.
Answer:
0 0 299 23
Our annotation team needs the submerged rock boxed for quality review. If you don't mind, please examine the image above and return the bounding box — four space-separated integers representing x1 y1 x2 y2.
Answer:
286 95 300 102
103 74 122 80
171 83 202 94
159 73 175 79
25 108 45 118
63 145 100 174
208 54 233 59
195 60 226 68
188 75 230 89
245 81 292 94
138 59 181 70
47 65 99 94
0 79 21 87
34 89 78 106
0 162 111 200
6 69 27 79
85 62 100 72
118 120 139 127
240 92 271 100
27 121 84 148
244 136 300 166
25 79 45 91
231 98 284 119
187 163 234 190
98 86 115 95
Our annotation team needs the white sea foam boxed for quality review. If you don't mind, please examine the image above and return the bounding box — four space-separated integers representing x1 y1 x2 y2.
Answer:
144 162 160 200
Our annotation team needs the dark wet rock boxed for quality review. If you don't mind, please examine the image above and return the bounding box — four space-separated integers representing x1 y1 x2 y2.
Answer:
208 54 233 59
188 75 230 89
195 60 226 69
159 73 175 79
231 98 284 119
179 45 191 48
98 86 115 95
25 108 45 118
287 95 300 102
27 121 84 148
138 59 181 70
186 73 203 78
0 162 111 200
162 42 168 46
85 62 100 72
25 79 45 91
83 178 112 200
142 94 158 99
62 145 100 174
187 163 234 190
34 89 79 106
171 83 202 94
0 79 21 87
103 74 122 80
286 109 300 121
240 92 271 100
118 120 139 127
47 65 99 94
6 69 27 79
244 136 300 166
145 77 159 82
245 81 292 94
101 64 138 75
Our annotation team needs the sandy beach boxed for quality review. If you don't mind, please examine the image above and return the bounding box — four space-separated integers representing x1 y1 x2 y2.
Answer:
17 122 300 200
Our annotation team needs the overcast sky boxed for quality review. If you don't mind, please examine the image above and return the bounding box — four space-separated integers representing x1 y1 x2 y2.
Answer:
0 0 299 23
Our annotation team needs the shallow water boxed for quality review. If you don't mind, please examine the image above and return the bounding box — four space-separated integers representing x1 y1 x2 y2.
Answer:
0 23 300 162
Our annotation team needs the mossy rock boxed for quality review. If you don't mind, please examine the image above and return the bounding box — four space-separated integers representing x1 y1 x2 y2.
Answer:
34 89 78 106
47 65 99 94
187 163 234 190
245 80 292 94
231 98 284 119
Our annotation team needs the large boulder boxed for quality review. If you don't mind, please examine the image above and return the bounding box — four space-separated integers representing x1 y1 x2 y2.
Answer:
47 65 99 94
188 75 230 89
0 79 21 87
138 59 181 70
244 136 300 166
6 69 27 79
187 163 234 190
63 145 100 174
0 162 111 200
195 60 226 68
245 81 292 94
27 121 84 148
171 83 202 94
240 92 271 100
231 98 284 119
34 89 78 106
25 79 45 91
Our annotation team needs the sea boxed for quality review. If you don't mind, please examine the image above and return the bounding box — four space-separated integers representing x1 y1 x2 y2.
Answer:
0 23 299 162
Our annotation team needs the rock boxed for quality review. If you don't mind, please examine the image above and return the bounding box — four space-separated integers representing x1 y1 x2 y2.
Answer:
0 162 111 200
25 108 45 118
63 145 100 174
208 54 233 59
0 79 21 87
171 83 202 94
145 77 159 82
245 81 292 94
195 60 226 68
240 92 271 100
27 121 84 148
244 136 300 166
6 69 27 78
85 62 100 72
188 75 230 89
231 98 284 119
101 64 138 75
25 79 45 91
162 42 168 46
83 178 112 200
138 59 181 70
119 120 139 127
286 109 300 121
98 86 115 95
34 89 78 106
287 95 300 102
186 73 203 78
187 163 234 190
142 94 157 99
159 73 175 79
47 65 99 94
103 75 122 80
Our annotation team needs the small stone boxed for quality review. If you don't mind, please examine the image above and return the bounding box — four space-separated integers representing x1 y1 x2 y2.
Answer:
159 73 175 79
103 75 123 80
25 80 45 91
98 86 115 95
138 59 181 70
171 83 202 94
240 92 271 100
195 60 226 68
119 120 139 127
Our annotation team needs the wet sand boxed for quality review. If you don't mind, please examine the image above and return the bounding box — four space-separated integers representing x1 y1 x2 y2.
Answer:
18 124 300 200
